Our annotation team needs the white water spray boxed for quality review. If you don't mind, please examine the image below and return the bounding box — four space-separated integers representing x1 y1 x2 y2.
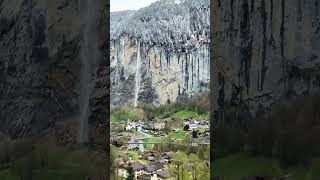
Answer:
133 41 142 107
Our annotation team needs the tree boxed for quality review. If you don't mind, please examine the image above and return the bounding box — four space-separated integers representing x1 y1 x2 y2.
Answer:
112 139 124 147
192 130 198 138
183 124 189 131
164 134 174 152
164 120 170 134
197 161 210 180
155 152 161 161
127 166 134 180
189 154 200 180
110 147 118 180
171 151 188 180
183 134 191 146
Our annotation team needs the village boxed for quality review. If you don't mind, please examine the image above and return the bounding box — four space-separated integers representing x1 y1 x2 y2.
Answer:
111 117 210 180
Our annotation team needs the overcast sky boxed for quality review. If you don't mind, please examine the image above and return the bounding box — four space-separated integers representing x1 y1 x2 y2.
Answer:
110 0 159 12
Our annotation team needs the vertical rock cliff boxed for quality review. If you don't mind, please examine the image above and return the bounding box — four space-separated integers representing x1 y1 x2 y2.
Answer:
212 0 320 124
111 0 210 106
0 0 108 141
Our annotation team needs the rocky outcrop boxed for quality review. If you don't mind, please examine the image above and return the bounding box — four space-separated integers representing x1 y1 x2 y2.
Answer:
212 0 320 124
111 0 210 106
0 0 108 140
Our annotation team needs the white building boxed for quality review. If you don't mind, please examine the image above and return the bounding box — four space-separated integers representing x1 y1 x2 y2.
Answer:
118 161 145 179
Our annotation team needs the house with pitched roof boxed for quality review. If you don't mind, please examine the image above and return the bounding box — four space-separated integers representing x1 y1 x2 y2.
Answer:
144 162 164 175
156 170 174 180
137 170 173 180
118 161 145 179
128 139 145 152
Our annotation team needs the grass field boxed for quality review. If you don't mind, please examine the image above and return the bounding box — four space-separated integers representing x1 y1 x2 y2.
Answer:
169 110 209 121
171 131 188 140
170 110 199 120
211 152 320 180
111 107 144 122
111 107 209 123
0 142 107 180
145 138 162 150
212 152 281 179
127 150 139 160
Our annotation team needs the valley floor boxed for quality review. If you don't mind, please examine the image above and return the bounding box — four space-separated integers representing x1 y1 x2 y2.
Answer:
110 105 210 180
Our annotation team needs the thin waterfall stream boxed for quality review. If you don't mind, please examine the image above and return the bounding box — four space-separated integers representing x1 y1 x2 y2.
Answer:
78 0 95 143
133 40 142 107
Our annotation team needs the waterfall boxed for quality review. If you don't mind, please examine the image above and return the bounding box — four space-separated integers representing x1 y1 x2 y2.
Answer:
134 41 142 107
78 0 98 143
120 38 125 66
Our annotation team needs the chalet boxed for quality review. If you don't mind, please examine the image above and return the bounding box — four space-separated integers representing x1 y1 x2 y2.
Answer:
141 151 155 160
136 122 145 130
137 126 143 131
144 162 164 174
184 119 197 128
161 151 174 161
198 123 209 129
156 170 173 180
198 130 210 137
153 132 161 136
127 121 145 131
191 142 198 147
118 161 145 179
159 134 167 138
137 174 151 180
111 136 125 147
189 137 210 146
129 135 140 141
126 124 135 131
128 142 139 151
173 128 180 133
158 158 169 165
137 171 173 180
128 140 145 152
184 119 209 128
118 160 173 180
189 123 198 130
147 156 155 161
117 162 127 178
154 122 165 130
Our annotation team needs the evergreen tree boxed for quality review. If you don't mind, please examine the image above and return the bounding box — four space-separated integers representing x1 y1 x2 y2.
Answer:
192 130 198 138
127 166 134 180
183 124 189 131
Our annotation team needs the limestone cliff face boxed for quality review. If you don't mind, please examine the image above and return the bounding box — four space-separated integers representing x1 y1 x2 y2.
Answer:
212 0 320 123
0 0 108 140
110 0 210 106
